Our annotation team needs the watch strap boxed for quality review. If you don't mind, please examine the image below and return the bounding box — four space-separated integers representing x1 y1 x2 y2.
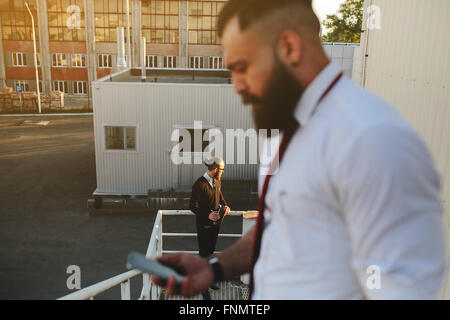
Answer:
207 256 224 283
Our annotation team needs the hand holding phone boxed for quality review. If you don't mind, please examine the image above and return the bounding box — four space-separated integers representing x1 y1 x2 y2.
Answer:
126 252 185 284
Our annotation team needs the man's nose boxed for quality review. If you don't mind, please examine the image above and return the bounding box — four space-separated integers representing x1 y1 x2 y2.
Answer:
232 74 248 95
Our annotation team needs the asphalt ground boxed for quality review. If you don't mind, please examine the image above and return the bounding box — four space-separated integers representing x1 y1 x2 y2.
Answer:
0 115 245 300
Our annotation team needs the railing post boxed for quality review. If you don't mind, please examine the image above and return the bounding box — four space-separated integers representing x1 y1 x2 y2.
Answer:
139 273 150 300
241 212 257 285
139 210 163 300
151 281 158 300
120 279 131 300
157 212 163 298
158 212 163 256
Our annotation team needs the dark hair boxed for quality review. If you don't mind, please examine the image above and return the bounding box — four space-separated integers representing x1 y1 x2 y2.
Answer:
217 0 314 37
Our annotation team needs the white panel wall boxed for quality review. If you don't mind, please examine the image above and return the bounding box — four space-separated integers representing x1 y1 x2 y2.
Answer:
92 82 258 195
359 0 450 298
322 43 360 81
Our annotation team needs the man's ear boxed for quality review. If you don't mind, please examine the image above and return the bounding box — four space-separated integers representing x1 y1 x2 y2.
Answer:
276 30 303 68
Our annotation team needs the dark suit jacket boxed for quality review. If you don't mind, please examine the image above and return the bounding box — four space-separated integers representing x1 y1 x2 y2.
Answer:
190 176 227 228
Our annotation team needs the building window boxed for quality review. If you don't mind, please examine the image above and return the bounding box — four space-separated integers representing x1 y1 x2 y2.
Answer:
164 56 176 68
105 126 136 151
72 54 86 67
146 55 158 68
189 56 204 69
98 54 112 68
142 0 179 44
209 56 224 70
35 53 40 66
0 0 39 40
94 0 130 42
188 1 224 45
14 80 29 92
47 0 85 41
12 52 27 66
52 53 67 67
53 80 69 93
38 80 43 93
73 81 87 95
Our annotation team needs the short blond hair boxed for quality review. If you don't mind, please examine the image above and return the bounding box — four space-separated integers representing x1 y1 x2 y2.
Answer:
204 156 225 170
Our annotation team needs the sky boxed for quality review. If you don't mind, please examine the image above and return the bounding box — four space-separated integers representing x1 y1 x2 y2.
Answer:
312 0 347 32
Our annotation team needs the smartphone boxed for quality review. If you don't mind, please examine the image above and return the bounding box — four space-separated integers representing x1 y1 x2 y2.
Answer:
126 252 185 284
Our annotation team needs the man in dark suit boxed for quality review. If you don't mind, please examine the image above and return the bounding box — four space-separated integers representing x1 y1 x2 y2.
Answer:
190 156 230 299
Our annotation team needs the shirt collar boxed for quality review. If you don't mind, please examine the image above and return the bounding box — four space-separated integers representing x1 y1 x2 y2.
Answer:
294 62 342 127
203 172 214 187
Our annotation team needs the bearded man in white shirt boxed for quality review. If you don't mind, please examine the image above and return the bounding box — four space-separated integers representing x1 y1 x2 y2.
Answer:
151 0 446 299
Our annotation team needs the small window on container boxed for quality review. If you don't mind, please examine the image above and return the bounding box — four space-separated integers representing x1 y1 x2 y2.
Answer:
126 127 136 150
105 126 136 151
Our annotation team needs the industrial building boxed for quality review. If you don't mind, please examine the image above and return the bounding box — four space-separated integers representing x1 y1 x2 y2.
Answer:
0 0 359 110
0 0 230 108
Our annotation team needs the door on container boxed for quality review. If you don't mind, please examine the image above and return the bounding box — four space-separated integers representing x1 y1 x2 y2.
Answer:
172 126 217 191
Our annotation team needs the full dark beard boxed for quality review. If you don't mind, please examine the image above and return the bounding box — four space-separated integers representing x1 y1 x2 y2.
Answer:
242 58 303 134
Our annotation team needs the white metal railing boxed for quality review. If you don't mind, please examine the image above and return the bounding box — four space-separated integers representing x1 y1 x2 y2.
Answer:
57 210 253 300
57 269 142 300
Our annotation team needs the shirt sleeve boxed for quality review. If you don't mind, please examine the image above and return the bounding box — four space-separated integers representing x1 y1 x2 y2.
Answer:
333 124 446 299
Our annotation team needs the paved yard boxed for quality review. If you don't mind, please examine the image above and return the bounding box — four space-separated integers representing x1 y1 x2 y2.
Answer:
0 115 156 299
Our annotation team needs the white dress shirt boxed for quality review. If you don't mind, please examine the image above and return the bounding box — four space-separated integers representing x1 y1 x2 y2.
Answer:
253 62 446 300
203 172 215 189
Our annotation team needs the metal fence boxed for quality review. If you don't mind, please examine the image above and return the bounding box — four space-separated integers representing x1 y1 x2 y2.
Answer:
58 210 251 300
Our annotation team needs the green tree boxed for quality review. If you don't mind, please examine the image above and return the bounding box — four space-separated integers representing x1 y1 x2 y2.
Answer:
322 0 363 43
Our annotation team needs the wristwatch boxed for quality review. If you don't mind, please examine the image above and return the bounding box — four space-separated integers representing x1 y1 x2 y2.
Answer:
207 256 224 283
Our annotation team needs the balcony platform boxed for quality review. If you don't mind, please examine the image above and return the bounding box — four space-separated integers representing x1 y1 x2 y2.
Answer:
162 279 249 300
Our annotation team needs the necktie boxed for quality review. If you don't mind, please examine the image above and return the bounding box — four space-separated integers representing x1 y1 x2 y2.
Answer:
248 72 343 298
248 119 299 296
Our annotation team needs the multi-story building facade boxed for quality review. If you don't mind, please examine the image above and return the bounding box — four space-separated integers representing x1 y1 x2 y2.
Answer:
0 0 360 109
0 0 228 107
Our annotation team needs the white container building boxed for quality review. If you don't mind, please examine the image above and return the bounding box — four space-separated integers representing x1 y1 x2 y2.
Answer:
92 69 258 195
